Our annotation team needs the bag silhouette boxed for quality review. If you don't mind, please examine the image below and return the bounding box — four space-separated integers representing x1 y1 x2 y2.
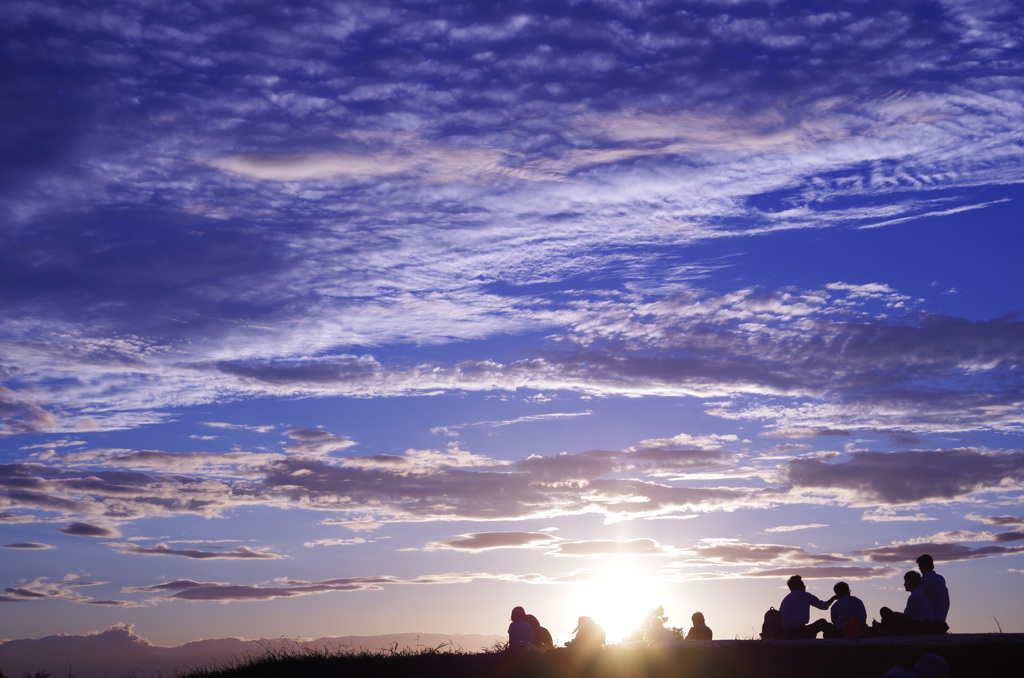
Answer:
760 607 784 639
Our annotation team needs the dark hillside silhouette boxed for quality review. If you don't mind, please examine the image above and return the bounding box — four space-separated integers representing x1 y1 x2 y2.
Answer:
167 635 1017 678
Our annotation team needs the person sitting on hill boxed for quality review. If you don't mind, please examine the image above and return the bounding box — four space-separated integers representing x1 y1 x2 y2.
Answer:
902 571 933 622
525 614 553 649
779 575 837 639
643 614 675 643
508 606 534 650
916 554 950 624
829 582 867 638
566 616 605 649
875 571 948 636
684 611 713 640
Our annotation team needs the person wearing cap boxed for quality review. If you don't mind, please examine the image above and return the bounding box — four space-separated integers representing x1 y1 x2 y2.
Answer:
566 616 605 648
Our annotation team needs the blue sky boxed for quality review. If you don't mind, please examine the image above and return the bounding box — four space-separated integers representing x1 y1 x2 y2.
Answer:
2 0 1024 651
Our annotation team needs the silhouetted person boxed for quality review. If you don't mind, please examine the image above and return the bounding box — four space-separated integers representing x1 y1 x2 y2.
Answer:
643 614 674 643
508 606 534 650
685 611 712 640
525 613 553 649
916 554 950 623
903 570 934 622
780 574 837 638
830 582 867 638
566 616 605 648
877 571 947 636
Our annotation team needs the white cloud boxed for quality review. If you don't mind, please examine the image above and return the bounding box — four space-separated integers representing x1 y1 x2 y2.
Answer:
765 524 828 533
421 531 559 553
303 537 369 548
283 427 358 457
550 538 674 557
202 422 276 433
862 508 938 522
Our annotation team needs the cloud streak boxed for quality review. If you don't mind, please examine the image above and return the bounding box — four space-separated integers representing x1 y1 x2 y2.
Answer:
105 543 285 560
5 431 1021 530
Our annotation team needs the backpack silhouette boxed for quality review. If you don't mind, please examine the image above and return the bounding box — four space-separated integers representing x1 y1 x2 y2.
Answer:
760 607 784 639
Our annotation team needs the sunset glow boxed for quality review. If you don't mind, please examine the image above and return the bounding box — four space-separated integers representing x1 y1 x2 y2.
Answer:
2 2 1024 674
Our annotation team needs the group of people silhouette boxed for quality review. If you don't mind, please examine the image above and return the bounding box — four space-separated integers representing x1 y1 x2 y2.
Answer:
508 606 612 650
508 554 949 650
507 606 555 650
643 609 713 642
507 606 712 651
767 554 950 639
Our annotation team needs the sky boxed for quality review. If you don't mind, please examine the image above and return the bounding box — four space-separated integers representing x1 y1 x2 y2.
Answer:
2 0 1024 656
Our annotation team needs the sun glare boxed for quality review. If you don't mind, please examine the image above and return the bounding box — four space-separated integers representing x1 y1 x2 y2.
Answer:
567 562 669 644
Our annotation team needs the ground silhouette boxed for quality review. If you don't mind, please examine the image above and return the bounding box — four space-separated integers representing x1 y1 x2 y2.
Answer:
172 634 1018 678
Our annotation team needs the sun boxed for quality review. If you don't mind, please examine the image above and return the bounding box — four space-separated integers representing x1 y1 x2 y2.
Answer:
565 561 670 644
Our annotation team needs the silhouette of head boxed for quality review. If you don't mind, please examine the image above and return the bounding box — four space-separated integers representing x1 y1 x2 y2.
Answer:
916 554 935 573
511 606 527 622
904 570 922 591
691 611 705 625
524 614 541 629
833 582 851 598
787 575 805 591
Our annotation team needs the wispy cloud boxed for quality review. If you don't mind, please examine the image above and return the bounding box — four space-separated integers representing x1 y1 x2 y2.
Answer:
853 541 1024 563
4 429 1022 528
966 514 1024 526
1 575 130 606
550 538 674 557
765 524 828 533
283 427 357 457
303 537 369 548
459 410 595 430
420 531 559 553
681 539 849 566
2 0 1023 439
122 572 541 603
202 422 276 433
105 543 285 560
861 508 938 523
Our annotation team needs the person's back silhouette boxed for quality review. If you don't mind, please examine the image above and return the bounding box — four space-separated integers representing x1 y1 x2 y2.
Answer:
567 616 605 648
525 613 553 649
507 606 534 650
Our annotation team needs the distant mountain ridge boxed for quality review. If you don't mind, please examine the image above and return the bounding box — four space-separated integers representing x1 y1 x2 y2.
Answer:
0 624 504 678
